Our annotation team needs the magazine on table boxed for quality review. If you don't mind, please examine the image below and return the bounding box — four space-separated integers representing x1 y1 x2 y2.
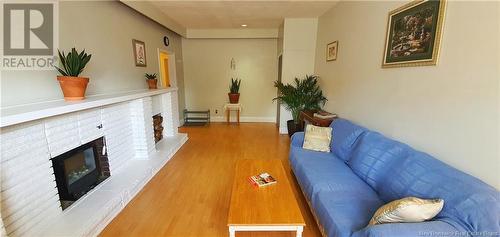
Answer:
248 172 277 187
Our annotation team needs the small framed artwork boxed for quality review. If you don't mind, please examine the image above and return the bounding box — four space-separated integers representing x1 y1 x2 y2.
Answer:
326 41 338 61
132 39 147 67
382 0 446 68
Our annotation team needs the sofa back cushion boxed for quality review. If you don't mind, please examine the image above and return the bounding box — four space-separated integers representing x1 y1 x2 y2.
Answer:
348 132 411 191
377 151 500 233
330 118 367 162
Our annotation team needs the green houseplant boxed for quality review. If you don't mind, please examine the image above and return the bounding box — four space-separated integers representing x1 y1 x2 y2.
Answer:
145 73 158 89
55 48 92 100
273 75 327 136
228 78 241 104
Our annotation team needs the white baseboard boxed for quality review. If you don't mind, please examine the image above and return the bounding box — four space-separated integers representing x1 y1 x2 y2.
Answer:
279 126 288 134
210 116 276 123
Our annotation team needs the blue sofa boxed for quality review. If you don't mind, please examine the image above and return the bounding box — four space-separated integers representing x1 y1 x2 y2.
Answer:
290 118 500 237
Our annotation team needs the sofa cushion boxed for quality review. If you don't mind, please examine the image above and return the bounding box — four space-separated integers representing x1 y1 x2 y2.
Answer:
330 118 367 162
352 221 460 237
290 146 372 206
368 197 444 226
303 125 332 152
377 151 500 233
348 132 411 191
313 191 383 237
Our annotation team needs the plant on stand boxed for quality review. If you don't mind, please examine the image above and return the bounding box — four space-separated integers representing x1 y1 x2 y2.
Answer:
228 78 241 104
145 73 158 89
55 48 92 101
273 75 327 137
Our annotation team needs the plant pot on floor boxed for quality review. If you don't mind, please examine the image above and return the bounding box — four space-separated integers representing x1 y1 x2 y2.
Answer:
228 93 240 104
57 76 89 101
147 79 158 89
286 120 303 137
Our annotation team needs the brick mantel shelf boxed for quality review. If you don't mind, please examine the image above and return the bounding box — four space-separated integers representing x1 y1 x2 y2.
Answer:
1 88 178 128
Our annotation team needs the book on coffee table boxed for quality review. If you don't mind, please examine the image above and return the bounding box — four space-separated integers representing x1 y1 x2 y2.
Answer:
248 172 277 187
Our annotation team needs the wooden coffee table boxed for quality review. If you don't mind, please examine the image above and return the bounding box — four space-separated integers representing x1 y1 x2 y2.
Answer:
227 159 305 237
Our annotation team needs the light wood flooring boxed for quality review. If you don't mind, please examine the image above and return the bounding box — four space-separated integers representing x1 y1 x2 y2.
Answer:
100 123 321 237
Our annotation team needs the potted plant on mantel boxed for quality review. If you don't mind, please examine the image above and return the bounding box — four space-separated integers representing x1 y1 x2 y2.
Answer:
228 78 241 104
273 75 327 137
145 73 158 89
55 48 92 101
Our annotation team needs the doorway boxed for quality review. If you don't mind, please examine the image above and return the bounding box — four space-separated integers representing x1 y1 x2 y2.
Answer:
276 54 282 126
159 51 170 87
158 49 177 88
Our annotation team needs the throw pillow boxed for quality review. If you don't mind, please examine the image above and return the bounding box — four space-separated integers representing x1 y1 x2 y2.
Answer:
369 197 444 226
302 124 332 152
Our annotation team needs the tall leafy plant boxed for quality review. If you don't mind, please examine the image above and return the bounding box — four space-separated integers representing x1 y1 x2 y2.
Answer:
273 75 327 124
230 78 241 94
55 48 92 77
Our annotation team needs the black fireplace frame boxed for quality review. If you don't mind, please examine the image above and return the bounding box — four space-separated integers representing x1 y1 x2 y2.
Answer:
51 137 108 203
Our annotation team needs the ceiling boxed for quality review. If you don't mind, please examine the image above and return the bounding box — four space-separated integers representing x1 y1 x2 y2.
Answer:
148 1 339 29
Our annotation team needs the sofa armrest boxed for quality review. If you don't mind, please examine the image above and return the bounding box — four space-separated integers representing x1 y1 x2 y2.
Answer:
291 132 305 147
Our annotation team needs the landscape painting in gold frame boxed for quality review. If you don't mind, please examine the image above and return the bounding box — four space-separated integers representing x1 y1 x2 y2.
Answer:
382 0 446 68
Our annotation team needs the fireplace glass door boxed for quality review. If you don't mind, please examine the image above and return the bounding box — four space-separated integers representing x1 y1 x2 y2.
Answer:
64 147 97 185
52 137 110 210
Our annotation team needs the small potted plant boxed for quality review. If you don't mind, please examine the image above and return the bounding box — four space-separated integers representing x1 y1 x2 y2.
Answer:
55 48 92 101
145 73 158 89
228 78 241 104
273 75 327 137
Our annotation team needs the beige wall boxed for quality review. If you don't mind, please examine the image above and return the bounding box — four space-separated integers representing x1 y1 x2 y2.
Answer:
279 18 318 133
182 38 277 121
315 1 500 188
1 1 186 122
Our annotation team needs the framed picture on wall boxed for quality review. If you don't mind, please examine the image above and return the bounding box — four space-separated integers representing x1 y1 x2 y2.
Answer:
382 0 446 68
132 39 147 67
326 41 338 61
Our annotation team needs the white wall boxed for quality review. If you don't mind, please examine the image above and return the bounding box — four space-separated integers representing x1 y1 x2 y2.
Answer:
1 1 186 123
182 38 277 121
315 1 500 188
279 18 318 133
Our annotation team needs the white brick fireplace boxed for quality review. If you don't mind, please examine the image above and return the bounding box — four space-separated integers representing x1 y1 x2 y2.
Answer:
0 88 187 237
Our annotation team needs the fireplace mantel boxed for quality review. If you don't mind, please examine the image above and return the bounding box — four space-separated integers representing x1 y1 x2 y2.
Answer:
1 88 178 128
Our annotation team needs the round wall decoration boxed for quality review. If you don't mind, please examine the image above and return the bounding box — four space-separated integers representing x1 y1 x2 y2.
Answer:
163 36 170 46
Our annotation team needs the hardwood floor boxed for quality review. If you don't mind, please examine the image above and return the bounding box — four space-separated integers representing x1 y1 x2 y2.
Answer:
100 123 321 237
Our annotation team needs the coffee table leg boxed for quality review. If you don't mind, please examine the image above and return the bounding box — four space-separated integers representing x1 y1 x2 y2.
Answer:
296 226 303 237
229 226 236 237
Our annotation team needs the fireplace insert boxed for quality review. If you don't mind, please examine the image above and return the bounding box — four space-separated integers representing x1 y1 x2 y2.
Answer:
51 137 110 209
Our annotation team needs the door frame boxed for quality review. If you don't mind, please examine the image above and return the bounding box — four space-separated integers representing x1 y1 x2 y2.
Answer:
157 48 177 88
276 53 283 126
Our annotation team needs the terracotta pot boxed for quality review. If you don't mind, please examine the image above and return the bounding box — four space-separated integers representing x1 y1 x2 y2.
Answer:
147 79 158 89
57 76 89 101
228 93 240 104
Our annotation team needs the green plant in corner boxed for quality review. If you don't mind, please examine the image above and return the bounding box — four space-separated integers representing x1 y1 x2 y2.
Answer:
55 48 92 77
229 78 241 94
273 75 327 124
145 73 157 80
